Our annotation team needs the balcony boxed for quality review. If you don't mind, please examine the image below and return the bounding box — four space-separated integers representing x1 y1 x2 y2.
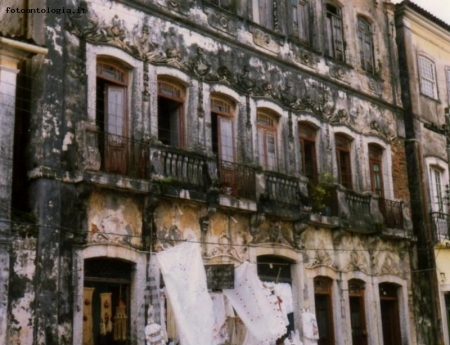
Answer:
150 145 210 200
378 198 404 230
431 212 450 242
217 160 256 200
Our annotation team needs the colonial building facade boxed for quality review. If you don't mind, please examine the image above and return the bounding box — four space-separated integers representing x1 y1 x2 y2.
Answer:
0 0 421 344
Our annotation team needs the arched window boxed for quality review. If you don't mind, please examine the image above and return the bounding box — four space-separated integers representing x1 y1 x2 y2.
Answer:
326 3 344 61
299 122 317 183
368 144 384 196
157 78 185 148
379 283 402 345
357 18 374 74
97 60 129 175
429 165 445 213
348 279 368 345
257 110 278 171
335 134 352 189
314 276 335 345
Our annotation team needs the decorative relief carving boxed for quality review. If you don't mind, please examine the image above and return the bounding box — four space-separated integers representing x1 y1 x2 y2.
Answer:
204 7 237 36
250 28 280 54
345 250 368 273
292 46 317 69
329 65 348 82
369 120 396 142
380 254 401 276
205 234 246 262
157 0 195 14
326 109 354 126
305 242 336 269
187 47 211 79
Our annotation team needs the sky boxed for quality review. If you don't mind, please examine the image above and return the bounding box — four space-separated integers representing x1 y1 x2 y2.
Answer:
391 0 450 25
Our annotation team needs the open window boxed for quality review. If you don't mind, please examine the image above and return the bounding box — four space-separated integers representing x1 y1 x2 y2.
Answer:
368 144 384 196
357 18 375 74
96 61 128 175
299 122 318 183
291 0 310 44
325 3 345 61
314 276 335 345
335 134 352 189
348 279 368 345
257 110 278 171
157 78 185 148
429 166 445 213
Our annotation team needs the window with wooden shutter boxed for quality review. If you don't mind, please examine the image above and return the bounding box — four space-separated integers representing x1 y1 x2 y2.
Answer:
368 144 384 196
292 0 309 43
335 134 352 189
326 4 345 62
211 97 235 163
257 0 274 30
429 166 445 213
357 18 374 74
349 280 368 345
96 61 128 175
299 123 317 183
257 111 278 171
157 79 185 148
314 277 335 345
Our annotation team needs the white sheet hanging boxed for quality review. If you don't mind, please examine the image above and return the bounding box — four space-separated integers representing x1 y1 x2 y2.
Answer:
156 242 214 345
210 293 230 345
223 262 286 344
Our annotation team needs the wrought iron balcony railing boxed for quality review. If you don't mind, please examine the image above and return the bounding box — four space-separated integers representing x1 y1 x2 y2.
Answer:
217 160 256 200
431 212 450 241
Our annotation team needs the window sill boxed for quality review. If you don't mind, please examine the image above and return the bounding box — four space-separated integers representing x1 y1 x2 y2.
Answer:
201 0 238 17
420 93 441 103
324 56 352 70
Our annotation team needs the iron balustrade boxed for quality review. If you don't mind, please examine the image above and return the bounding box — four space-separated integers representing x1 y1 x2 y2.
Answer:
430 212 450 241
378 198 404 229
217 160 256 200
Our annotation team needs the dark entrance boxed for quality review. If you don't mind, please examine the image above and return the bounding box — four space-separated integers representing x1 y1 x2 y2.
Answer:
379 283 402 345
84 258 133 345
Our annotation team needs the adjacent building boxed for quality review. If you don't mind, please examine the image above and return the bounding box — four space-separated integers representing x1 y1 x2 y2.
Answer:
396 1 450 344
0 0 423 344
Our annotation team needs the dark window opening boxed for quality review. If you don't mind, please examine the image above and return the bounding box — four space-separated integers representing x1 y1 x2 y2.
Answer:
349 280 368 345
369 144 384 196
299 123 317 183
335 134 352 189
314 276 335 345
157 80 184 148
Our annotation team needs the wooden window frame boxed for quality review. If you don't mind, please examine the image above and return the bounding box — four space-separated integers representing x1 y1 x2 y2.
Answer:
418 55 437 99
326 3 345 62
299 123 317 183
314 277 335 345
368 144 384 196
335 134 352 190
429 166 445 213
357 17 375 74
157 79 185 149
211 96 235 163
257 111 278 171
96 60 129 175
207 0 236 12
348 279 368 345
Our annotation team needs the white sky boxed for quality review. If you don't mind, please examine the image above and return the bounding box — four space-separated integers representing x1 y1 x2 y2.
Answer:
391 0 450 25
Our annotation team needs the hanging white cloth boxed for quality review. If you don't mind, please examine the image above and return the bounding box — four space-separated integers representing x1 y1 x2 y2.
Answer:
302 312 319 340
156 242 214 345
223 262 286 344
210 293 230 345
